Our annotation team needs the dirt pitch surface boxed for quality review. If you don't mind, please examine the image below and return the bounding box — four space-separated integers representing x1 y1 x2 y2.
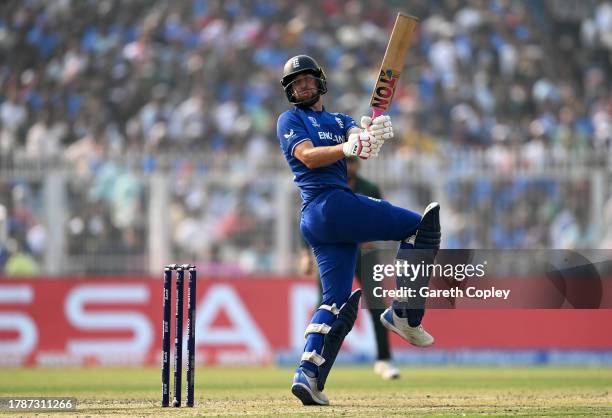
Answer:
1 366 610 417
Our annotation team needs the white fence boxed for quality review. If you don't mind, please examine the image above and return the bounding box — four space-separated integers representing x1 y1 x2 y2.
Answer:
0 151 609 276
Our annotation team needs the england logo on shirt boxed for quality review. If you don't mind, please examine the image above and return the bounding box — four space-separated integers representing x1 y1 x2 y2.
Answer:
284 129 296 140
308 116 320 128
335 117 344 129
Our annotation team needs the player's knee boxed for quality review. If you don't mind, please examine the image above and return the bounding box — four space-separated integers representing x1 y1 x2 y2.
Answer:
406 202 441 250
322 291 350 311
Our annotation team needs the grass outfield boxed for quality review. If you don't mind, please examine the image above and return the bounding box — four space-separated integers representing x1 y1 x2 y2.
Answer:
1 366 611 417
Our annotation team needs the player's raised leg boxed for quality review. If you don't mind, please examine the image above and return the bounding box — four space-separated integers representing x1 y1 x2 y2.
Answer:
302 190 440 346
380 202 440 346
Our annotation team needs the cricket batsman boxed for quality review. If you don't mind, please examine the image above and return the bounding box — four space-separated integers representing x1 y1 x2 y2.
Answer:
277 55 441 406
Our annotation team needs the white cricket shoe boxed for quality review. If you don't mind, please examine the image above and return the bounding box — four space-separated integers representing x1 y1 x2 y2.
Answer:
291 367 329 406
380 308 434 347
374 360 401 380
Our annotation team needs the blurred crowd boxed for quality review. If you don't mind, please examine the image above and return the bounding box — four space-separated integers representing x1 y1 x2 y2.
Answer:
1 0 611 162
1 0 612 274
444 177 593 249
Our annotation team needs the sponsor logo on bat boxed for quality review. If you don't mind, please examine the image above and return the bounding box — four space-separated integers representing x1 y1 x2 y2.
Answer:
371 69 399 111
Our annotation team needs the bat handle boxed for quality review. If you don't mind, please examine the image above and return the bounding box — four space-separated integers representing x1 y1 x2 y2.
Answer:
371 108 383 119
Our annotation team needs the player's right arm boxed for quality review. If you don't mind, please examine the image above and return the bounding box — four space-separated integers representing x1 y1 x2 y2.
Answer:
278 112 373 169
295 132 377 168
293 141 345 169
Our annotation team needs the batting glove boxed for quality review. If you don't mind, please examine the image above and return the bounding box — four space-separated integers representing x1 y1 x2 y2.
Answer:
343 130 372 159
361 115 394 157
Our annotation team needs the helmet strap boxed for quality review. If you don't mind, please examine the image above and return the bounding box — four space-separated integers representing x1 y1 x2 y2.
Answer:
294 92 321 108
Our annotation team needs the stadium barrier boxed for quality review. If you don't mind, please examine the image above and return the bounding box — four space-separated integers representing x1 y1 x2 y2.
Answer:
0 277 611 367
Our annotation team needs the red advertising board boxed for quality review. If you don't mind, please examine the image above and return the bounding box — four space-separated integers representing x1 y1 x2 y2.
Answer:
1 277 611 367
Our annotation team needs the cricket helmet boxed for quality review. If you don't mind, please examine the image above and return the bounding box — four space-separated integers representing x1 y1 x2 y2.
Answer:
280 55 327 106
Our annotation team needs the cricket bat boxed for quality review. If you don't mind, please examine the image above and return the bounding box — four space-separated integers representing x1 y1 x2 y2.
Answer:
369 13 419 119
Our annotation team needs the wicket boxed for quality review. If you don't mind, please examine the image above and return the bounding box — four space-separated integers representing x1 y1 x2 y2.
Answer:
162 264 197 407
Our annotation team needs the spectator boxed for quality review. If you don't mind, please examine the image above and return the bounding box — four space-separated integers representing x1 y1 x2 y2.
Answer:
4 240 41 277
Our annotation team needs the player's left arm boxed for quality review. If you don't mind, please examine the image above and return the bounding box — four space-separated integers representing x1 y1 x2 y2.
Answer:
359 115 394 157
342 115 380 160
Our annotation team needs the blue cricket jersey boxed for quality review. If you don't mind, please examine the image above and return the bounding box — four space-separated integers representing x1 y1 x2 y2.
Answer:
276 106 358 207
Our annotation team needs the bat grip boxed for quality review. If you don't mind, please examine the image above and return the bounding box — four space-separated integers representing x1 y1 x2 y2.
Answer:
371 108 383 119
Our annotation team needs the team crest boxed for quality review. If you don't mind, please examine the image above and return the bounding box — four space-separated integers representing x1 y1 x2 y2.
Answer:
335 117 344 129
308 116 320 128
